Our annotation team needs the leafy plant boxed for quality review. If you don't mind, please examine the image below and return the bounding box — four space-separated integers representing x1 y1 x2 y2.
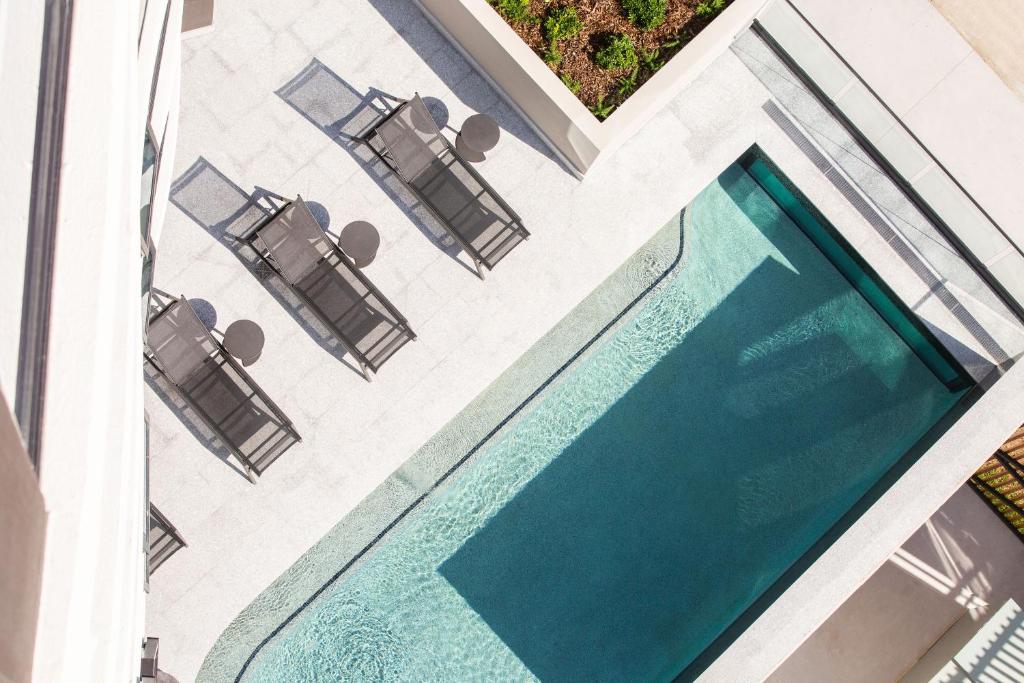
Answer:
640 47 664 72
542 7 582 66
616 67 639 97
589 95 616 120
560 73 582 94
621 0 667 30
492 0 538 23
695 0 727 19
595 34 638 71
545 6 583 42
661 35 682 50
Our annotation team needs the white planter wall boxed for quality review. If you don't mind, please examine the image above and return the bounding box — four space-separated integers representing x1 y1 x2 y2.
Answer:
413 0 768 176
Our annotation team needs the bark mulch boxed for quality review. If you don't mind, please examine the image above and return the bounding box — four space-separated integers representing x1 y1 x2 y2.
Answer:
490 0 732 119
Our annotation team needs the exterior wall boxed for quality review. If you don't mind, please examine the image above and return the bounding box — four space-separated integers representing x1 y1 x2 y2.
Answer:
769 485 1024 683
0 1 45 401
26 0 181 681
930 0 1024 100
413 0 767 176
0 392 46 683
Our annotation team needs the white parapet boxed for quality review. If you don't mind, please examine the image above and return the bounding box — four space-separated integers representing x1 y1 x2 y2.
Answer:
413 0 769 176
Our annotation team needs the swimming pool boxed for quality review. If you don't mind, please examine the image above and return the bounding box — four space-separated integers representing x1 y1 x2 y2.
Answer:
233 159 968 682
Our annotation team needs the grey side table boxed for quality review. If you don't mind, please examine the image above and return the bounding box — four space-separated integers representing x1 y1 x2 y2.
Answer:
456 113 500 162
223 320 265 366
339 221 381 268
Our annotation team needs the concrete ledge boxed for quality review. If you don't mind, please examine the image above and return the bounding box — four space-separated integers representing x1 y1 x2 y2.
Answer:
413 0 768 176
699 361 1024 682
757 0 1024 316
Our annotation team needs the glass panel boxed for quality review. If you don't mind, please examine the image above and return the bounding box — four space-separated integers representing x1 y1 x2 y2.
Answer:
141 131 159 326
743 153 970 389
141 131 158 245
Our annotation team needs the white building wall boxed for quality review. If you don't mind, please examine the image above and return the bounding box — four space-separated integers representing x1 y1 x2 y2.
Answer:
28 1 181 681
0 2 45 400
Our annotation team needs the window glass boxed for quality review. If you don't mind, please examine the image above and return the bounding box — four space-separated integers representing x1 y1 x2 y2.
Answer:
141 130 159 325
141 132 157 242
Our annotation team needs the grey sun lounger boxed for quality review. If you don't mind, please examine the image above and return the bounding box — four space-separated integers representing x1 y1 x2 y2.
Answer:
245 196 415 380
361 93 529 279
144 297 300 482
148 503 187 575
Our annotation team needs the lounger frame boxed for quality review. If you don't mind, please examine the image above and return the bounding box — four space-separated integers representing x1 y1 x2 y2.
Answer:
243 199 416 381
359 93 529 279
144 297 301 482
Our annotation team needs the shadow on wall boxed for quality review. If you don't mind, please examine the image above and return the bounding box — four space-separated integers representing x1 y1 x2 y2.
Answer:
897 485 1021 620
167 157 363 378
767 483 1024 683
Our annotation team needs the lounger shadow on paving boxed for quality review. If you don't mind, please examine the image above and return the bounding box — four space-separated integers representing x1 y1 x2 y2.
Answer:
360 93 529 279
244 196 416 381
144 296 301 482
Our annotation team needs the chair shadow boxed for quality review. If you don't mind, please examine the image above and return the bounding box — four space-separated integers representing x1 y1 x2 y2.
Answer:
367 0 561 165
144 365 251 481
275 58 481 278
145 291 303 481
144 291 249 480
167 157 363 378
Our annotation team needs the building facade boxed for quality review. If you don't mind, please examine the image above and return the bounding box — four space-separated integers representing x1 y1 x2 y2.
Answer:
0 0 182 680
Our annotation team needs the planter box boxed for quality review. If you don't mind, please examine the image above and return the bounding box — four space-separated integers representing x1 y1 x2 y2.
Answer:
414 0 768 176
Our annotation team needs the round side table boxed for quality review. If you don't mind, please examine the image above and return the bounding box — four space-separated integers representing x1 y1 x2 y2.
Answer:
456 113 500 162
223 320 265 366
339 221 381 268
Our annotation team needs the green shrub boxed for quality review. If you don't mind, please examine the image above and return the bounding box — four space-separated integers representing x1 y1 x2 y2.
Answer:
695 0 726 18
595 34 638 71
616 67 639 97
560 73 582 94
492 0 537 23
543 6 582 65
621 0 667 30
589 95 615 120
544 6 583 43
640 47 664 72
544 44 562 65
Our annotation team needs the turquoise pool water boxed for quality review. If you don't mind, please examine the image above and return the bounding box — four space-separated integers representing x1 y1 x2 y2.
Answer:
240 163 966 682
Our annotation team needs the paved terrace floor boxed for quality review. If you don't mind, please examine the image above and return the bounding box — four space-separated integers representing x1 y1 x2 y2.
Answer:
145 1 1012 679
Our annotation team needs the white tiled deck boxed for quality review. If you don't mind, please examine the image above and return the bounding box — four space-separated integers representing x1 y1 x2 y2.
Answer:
145 1 1012 680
